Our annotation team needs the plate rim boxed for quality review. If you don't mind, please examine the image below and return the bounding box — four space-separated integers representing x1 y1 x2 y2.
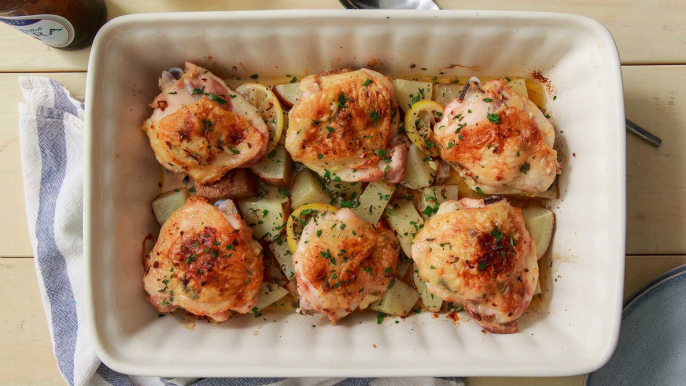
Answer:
585 264 686 385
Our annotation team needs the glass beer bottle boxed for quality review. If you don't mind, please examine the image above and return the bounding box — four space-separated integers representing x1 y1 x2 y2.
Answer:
0 0 107 50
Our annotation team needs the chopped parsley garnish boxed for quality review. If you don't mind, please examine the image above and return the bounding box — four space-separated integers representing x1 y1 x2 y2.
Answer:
520 162 530 175
487 113 500 124
251 307 262 317
375 149 387 157
188 186 196 193
422 205 438 217
475 186 485 195
184 254 197 264
338 92 346 108
491 225 504 243
483 98 493 102
278 187 290 196
249 74 259 80
340 199 360 208
290 76 297 83
201 119 212 133
210 93 227 104
377 313 385 324
229 147 240 154
388 279 396 289
363 78 371 87
369 111 380 122
326 126 335 133
384 267 392 274
191 85 206 95
478 261 487 270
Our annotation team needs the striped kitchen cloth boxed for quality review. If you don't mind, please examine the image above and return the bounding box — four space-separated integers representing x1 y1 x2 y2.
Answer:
17 76 465 386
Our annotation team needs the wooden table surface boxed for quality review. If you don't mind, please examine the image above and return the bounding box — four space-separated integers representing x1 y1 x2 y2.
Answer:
2 0 686 384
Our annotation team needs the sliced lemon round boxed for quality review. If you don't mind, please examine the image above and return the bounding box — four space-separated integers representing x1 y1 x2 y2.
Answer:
235 83 284 152
404 100 444 157
286 203 338 253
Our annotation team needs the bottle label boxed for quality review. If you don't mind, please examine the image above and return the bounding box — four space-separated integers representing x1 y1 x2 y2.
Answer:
0 14 75 48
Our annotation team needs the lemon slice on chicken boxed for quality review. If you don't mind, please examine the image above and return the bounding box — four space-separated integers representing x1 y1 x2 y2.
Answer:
236 83 284 152
286 203 338 253
404 100 444 157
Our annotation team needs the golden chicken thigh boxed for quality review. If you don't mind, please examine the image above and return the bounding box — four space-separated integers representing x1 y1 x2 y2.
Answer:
292 209 399 323
411 198 538 333
434 78 560 195
142 63 269 185
144 196 263 322
286 69 406 183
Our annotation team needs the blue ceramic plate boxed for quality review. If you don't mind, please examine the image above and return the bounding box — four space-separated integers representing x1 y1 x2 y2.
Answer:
586 265 686 386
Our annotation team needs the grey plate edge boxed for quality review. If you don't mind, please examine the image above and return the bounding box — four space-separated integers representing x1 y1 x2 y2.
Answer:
584 263 686 385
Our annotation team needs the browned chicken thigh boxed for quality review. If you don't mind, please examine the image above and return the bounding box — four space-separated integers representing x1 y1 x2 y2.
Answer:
411 197 538 333
434 78 560 195
286 69 406 183
292 208 399 323
144 196 263 321
142 63 269 184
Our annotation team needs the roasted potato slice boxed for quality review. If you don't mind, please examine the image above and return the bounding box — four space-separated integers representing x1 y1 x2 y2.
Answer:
352 182 396 224
413 264 442 312
418 185 458 219
393 79 433 112
290 169 331 210
251 145 293 187
521 205 555 259
400 144 437 189
370 279 420 316
194 169 258 200
152 188 190 225
433 83 463 107
237 195 290 242
273 82 302 109
385 199 424 258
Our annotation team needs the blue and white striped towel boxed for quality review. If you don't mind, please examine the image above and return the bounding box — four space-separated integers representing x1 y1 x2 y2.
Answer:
17 77 466 386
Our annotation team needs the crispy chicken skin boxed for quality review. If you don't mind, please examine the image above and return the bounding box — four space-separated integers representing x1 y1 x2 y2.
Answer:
286 68 406 183
144 196 263 322
142 63 269 185
434 78 560 195
411 198 538 333
292 209 399 323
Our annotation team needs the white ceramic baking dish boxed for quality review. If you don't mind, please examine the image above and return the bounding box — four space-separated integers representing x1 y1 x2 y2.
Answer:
84 10 626 377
